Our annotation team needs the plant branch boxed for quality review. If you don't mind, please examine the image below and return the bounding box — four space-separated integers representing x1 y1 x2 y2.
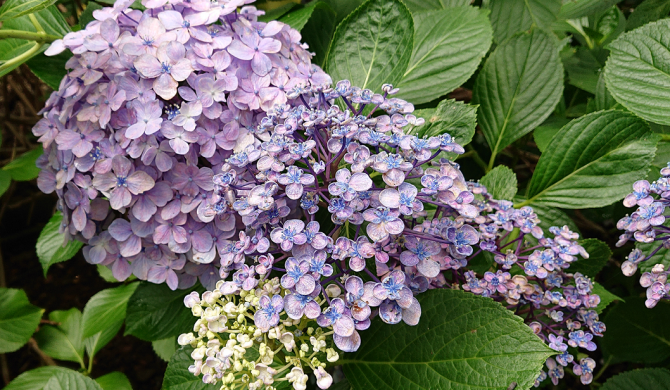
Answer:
0 42 43 74
0 29 58 43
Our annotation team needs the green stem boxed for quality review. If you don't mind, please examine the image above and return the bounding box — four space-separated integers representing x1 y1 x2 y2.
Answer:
0 29 58 42
0 42 43 73
659 133 670 142
29 13 46 33
592 355 611 382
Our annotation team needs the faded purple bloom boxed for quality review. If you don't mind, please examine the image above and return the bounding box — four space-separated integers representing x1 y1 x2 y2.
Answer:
126 100 162 139
280 257 315 295
271 219 307 251
317 298 355 337
134 41 193 99
92 155 155 209
446 225 479 257
328 168 372 201
284 291 321 320
362 207 404 242
379 182 423 216
148 255 186 290
278 166 315 200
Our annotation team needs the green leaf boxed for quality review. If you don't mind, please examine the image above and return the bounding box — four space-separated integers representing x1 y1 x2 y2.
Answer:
79 1 103 29
34 308 85 367
602 298 670 363
636 240 670 273
27 50 71 90
84 319 122 359
563 47 601 94
163 346 219 390
125 281 204 341
2 147 42 181
531 202 580 235
627 0 670 31
36 212 84 275
0 170 11 197
533 116 570 152
395 7 491 105
82 282 138 338
473 28 563 165
487 0 561 44
414 99 477 147
341 289 554 390
0 0 57 22
324 0 413 93
323 0 364 24
525 110 659 209
568 238 611 277
593 282 623 314
279 1 331 31
257 3 296 23
558 0 623 19
595 71 616 111
0 288 43 353
300 1 335 66
0 5 71 77
480 166 517 201
604 19 670 126
95 372 133 390
593 5 626 46
96 264 120 282
5 367 102 390
602 368 670 390
152 336 177 362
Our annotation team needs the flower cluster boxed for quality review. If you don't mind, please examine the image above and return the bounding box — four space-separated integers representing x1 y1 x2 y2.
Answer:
617 165 670 308
34 0 605 387
34 0 329 288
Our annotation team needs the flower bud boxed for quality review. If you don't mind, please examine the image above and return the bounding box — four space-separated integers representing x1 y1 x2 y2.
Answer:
315 366 333 389
178 332 195 346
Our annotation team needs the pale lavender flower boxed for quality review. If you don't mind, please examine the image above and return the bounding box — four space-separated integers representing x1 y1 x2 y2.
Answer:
126 100 163 139
134 41 193 99
92 155 155 209
317 298 355 337
254 294 284 332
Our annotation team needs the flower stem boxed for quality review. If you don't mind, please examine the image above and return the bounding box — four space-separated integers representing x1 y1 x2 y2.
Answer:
0 29 59 42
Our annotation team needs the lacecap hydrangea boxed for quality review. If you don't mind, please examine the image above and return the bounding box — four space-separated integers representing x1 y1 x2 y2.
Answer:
617 164 670 308
33 0 605 388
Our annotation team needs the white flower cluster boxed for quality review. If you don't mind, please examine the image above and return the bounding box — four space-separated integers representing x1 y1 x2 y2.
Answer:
178 278 339 390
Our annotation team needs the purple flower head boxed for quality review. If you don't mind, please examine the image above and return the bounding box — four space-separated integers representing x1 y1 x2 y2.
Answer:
280 257 315 295
362 207 404 242
284 290 321 320
446 225 479 257
572 358 596 385
254 294 284 332
278 166 315 200
624 180 654 207
317 298 355 337
380 182 423 216
271 219 307 252
328 168 373 201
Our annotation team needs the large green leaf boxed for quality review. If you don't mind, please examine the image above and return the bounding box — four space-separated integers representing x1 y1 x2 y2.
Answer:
324 0 413 93
413 99 477 147
0 0 57 21
0 288 43 353
395 6 492 104
636 240 670 273
487 0 561 44
34 308 86 366
558 0 623 19
95 372 133 390
563 47 601 94
36 212 84 275
533 116 570 152
593 282 623 314
26 50 71 90
602 368 670 390
5 367 102 390
402 0 471 12
297 2 336 66
340 289 554 390
480 165 517 201
525 110 659 209
568 238 611 277
602 298 670 363
604 19 670 126
0 170 11 197
125 281 204 341
82 282 138 338
627 0 670 31
152 336 177 362
84 319 122 359
2 147 42 181
473 28 563 167
280 1 331 31
163 346 220 390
